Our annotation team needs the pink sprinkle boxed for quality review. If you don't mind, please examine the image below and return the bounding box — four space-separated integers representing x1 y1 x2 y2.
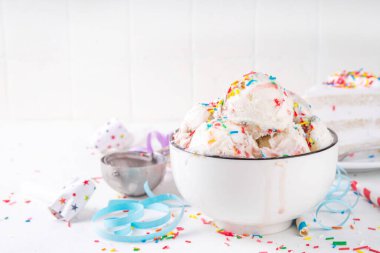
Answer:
25 200 31 204
224 242 230 247
176 226 184 231
338 247 350 251
201 218 212 225
185 240 191 243
368 227 376 230
353 218 360 221
94 240 100 243
332 105 336 111
267 241 273 244
256 239 262 243
3 200 10 203
313 246 319 249
162 245 169 250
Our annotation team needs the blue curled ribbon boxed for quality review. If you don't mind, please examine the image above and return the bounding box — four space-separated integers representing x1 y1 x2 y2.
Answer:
92 182 185 243
314 165 359 230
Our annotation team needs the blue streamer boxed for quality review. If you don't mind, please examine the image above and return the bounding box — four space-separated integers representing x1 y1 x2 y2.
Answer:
313 165 359 230
92 182 185 243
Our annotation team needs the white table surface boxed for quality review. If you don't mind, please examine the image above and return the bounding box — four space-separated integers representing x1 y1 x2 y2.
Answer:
1 120 379 253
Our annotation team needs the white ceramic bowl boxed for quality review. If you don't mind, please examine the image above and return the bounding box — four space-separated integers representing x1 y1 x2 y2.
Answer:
170 129 338 234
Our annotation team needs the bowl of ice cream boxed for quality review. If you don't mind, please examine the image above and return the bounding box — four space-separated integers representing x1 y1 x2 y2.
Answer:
170 71 338 234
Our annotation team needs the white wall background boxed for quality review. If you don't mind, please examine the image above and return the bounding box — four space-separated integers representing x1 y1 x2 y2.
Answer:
0 0 379 123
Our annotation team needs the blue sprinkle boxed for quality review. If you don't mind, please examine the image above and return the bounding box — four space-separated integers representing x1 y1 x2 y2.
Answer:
368 154 375 159
200 103 209 106
207 123 212 129
229 130 239 135
269 75 276 80
246 79 256 86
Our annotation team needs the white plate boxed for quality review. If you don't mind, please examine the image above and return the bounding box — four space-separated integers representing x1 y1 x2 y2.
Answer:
338 161 380 172
338 147 380 172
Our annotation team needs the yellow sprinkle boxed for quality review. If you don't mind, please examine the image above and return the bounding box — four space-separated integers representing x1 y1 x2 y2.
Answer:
208 139 216 144
101 248 107 252
189 214 198 219
356 250 365 253
294 102 299 108
120 134 125 138
303 236 312 241
110 249 117 252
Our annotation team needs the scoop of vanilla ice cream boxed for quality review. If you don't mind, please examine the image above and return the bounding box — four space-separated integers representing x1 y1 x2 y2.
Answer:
288 90 313 124
259 124 310 158
187 118 259 158
173 99 223 149
306 117 333 152
223 72 293 134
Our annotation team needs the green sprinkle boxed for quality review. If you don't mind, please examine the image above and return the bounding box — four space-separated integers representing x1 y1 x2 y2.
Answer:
325 237 334 240
236 235 242 239
280 246 287 249
333 241 347 246
133 247 140 251
222 124 227 129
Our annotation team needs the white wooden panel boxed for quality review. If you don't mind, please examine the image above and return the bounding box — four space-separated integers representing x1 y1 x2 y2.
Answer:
68 0 131 121
255 0 318 94
318 0 380 83
0 0 8 119
3 0 71 119
130 0 192 121
192 0 256 103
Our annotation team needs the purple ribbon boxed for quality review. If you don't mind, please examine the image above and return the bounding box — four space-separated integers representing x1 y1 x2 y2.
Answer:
129 131 171 154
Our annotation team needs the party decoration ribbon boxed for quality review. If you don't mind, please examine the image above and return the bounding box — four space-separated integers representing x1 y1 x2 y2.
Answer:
313 165 359 230
90 118 133 154
49 178 96 221
351 180 380 207
92 182 185 243
295 217 309 236
90 119 171 155
130 131 171 155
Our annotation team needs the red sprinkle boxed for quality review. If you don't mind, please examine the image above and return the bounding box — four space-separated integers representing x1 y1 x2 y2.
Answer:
368 227 376 231
313 246 319 249
338 247 350 251
176 226 184 231
185 240 191 243
353 218 360 221
162 245 170 250
218 230 234 237
353 246 369 250
370 248 380 253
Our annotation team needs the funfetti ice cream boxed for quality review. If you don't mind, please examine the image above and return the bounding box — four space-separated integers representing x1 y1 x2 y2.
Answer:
258 124 310 158
173 99 224 149
173 71 333 159
187 118 260 158
223 72 294 137
302 116 334 152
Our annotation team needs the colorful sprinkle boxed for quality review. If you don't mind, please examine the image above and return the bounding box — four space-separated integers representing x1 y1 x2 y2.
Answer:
333 241 347 246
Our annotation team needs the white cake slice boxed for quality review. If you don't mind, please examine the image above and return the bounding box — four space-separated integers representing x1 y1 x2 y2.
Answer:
305 69 380 154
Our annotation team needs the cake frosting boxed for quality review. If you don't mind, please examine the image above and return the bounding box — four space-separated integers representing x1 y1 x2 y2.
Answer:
305 69 380 153
174 71 333 158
